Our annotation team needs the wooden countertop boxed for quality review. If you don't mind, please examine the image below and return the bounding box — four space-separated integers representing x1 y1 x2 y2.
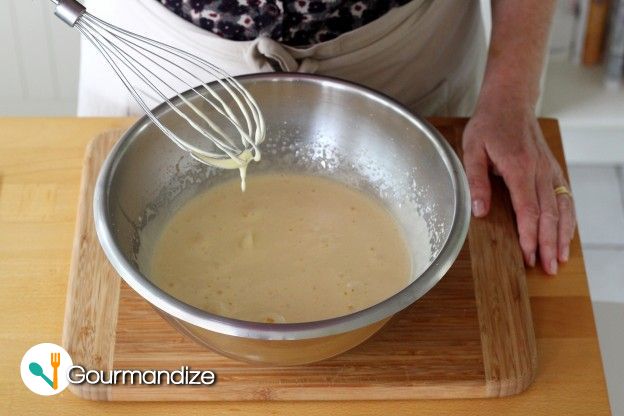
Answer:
0 117 611 415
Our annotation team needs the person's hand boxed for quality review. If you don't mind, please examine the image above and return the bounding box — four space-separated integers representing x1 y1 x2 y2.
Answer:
462 96 576 275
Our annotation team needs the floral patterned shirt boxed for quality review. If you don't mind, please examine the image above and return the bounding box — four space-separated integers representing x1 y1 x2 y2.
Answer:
158 0 410 47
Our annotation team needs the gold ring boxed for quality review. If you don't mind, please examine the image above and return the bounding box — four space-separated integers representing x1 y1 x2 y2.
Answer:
554 186 572 198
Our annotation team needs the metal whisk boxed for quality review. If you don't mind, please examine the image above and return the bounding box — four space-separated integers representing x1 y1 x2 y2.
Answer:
50 0 265 168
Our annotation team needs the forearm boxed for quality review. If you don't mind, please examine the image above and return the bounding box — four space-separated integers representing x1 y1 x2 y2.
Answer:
477 0 556 109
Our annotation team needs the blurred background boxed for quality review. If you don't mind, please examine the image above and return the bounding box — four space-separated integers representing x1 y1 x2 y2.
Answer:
0 0 623 413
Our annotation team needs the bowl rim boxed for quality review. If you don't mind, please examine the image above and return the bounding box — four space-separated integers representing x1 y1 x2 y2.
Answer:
94 72 471 340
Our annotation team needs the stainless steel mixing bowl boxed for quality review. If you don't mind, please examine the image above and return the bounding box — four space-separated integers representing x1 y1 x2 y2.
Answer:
94 73 470 365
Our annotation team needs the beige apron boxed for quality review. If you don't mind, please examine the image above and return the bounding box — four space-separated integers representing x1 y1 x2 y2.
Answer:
78 0 486 117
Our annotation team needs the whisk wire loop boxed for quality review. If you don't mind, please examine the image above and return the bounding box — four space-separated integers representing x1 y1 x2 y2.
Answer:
54 0 265 167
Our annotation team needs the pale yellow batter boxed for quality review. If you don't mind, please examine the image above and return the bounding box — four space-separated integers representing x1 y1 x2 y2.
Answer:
149 174 412 323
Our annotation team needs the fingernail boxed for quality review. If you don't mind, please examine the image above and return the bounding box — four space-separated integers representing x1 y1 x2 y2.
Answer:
472 199 485 217
561 245 569 262
528 252 536 267
549 259 558 275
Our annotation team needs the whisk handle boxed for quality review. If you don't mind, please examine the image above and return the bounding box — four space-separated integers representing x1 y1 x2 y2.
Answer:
51 0 86 27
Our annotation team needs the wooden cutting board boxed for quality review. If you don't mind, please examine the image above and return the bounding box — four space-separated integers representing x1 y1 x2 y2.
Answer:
62 118 537 401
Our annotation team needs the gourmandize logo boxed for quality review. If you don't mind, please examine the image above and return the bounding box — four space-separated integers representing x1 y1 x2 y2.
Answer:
29 352 61 390
20 342 217 395
20 343 73 396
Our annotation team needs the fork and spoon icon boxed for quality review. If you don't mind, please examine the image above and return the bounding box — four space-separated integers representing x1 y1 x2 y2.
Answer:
28 352 61 389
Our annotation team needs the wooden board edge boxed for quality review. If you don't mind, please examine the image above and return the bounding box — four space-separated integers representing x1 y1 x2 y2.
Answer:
109 382 489 401
442 120 538 397
541 119 569 179
62 132 124 401
469 177 538 397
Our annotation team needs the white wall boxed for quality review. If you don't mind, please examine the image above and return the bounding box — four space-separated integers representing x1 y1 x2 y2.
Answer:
0 0 80 116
